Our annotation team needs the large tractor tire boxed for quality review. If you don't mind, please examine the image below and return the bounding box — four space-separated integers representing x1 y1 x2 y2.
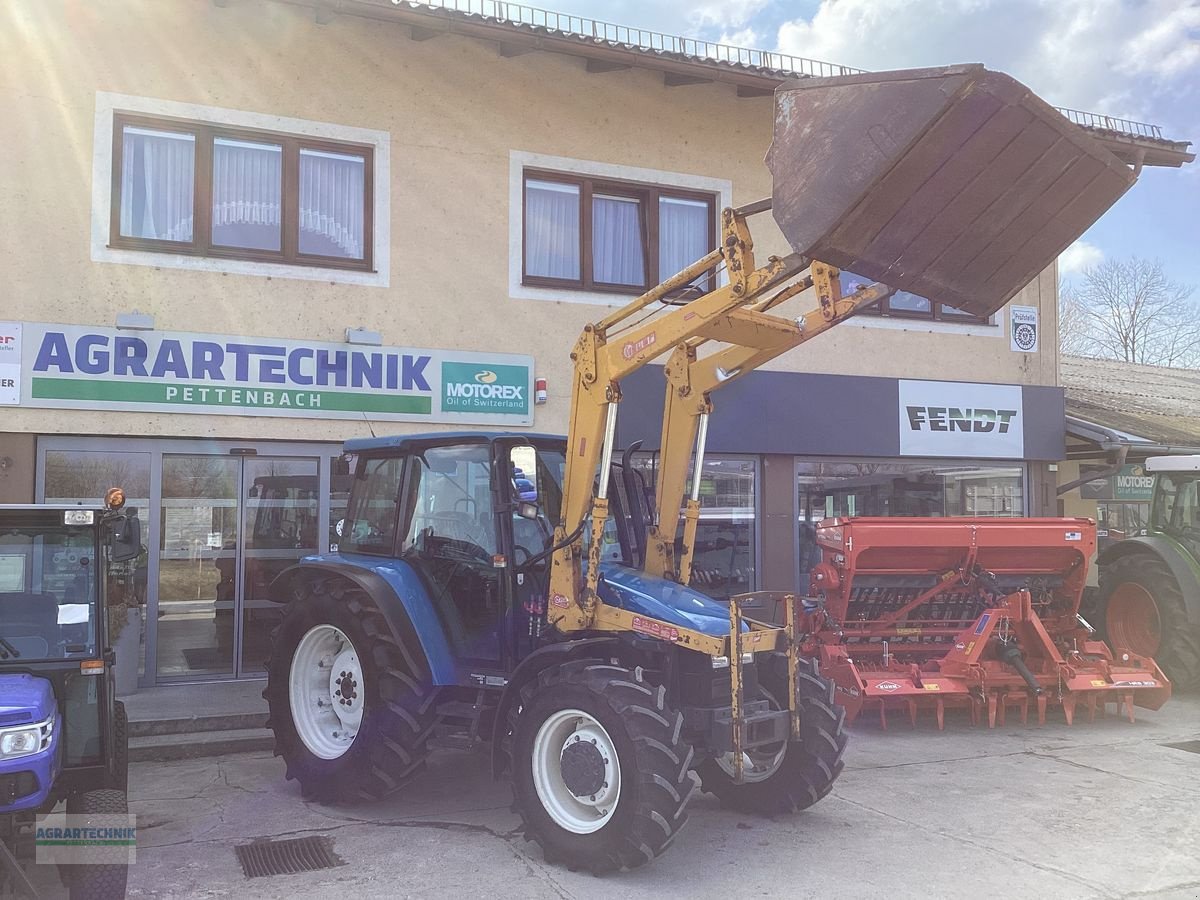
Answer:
697 653 847 814
508 660 696 873
1097 555 1200 691
263 580 438 802
66 788 129 900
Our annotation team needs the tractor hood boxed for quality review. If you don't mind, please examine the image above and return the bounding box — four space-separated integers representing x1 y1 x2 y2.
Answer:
0 673 60 814
0 673 56 727
597 563 739 638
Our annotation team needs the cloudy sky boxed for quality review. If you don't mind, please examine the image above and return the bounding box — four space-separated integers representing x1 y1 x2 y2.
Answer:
542 0 1200 288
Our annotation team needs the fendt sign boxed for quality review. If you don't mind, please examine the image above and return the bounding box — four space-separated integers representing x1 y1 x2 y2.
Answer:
1 322 533 426
899 380 1025 458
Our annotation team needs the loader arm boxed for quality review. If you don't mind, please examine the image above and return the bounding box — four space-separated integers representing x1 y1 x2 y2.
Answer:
547 63 1156 654
644 255 896 584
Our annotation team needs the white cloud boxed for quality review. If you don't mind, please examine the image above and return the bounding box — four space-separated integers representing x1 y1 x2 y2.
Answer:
1059 240 1105 276
692 0 770 30
718 26 760 47
775 0 1200 122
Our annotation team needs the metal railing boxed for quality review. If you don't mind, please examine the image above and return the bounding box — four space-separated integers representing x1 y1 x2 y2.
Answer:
1055 108 1164 141
387 0 861 77
387 0 1168 141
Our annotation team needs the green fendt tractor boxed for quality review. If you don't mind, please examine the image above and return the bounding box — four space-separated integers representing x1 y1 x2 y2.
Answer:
1093 456 1200 690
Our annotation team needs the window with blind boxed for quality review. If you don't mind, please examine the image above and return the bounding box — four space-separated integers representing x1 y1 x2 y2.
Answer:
522 170 716 294
111 114 372 271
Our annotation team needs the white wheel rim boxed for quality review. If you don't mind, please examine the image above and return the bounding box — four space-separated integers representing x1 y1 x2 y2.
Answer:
715 689 787 783
531 709 621 834
289 624 364 760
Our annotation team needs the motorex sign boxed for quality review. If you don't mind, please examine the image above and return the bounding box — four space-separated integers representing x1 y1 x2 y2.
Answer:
441 362 529 417
14 323 533 426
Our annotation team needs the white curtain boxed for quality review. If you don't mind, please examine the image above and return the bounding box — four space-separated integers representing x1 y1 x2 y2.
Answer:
659 196 709 283
212 138 282 250
120 127 195 242
593 194 644 286
525 180 580 279
300 149 365 259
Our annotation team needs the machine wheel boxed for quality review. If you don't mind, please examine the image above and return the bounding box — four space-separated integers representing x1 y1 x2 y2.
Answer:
697 654 847 814
109 701 128 793
263 580 438 802
66 788 129 900
508 660 696 873
1098 554 1200 690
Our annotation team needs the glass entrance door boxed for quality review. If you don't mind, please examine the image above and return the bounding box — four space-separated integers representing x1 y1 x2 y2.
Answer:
239 457 320 675
156 454 320 679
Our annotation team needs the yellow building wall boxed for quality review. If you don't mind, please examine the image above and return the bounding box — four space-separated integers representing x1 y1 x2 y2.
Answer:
0 0 1058 446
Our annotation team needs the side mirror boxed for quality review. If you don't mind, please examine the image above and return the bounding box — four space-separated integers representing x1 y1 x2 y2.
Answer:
109 512 142 564
517 502 540 521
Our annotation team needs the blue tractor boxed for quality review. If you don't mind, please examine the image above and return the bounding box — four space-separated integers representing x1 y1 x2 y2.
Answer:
264 432 847 871
0 493 140 898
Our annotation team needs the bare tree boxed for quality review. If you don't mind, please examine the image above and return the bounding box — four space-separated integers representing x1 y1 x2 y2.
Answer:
1059 257 1200 367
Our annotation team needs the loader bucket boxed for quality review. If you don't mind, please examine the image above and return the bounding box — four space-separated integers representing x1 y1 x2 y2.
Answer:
767 64 1136 317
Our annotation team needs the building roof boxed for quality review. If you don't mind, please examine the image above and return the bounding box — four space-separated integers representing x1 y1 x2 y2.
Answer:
313 0 1194 167
1062 355 1200 454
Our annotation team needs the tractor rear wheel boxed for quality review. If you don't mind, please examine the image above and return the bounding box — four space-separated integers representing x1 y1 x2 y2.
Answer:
697 654 847 814
264 581 438 802
1097 554 1200 690
509 660 696 873
66 788 128 900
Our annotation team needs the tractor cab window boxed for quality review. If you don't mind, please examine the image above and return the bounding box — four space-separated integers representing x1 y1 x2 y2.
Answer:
0 522 98 660
342 456 406 555
508 445 565 567
402 443 502 663
1154 474 1200 536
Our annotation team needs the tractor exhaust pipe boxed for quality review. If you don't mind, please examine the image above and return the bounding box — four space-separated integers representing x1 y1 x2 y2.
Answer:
1000 642 1043 695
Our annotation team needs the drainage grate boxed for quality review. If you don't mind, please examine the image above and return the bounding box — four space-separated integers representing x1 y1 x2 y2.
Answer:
235 836 343 878
1163 740 1200 755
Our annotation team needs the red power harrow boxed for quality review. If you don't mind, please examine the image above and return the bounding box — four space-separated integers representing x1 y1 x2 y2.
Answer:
795 518 1170 728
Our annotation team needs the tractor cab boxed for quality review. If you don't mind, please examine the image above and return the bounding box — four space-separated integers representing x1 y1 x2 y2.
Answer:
1146 456 1200 555
0 495 139 899
331 432 654 679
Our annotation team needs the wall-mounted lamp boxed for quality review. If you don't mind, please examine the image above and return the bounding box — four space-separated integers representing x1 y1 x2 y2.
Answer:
116 310 155 331
534 377 547 405
345 327 383 346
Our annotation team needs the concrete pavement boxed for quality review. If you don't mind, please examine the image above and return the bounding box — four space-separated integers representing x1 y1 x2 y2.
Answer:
109 695 1200 899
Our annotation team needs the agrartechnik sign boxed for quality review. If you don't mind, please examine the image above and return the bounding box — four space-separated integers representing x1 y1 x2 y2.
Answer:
7 322 533 425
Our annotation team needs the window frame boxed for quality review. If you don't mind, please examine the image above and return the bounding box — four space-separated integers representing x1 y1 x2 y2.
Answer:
109 111 374 273
861 292 992 326
521 168 717 296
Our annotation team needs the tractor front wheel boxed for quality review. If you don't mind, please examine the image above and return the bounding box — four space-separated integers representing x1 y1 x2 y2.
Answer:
509 661 696 873
66 789 129 900
264 581 438 802
1097 554 1200 690
697 654 847 814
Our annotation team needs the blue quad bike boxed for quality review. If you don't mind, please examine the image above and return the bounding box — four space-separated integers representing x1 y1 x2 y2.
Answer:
0 496 141 899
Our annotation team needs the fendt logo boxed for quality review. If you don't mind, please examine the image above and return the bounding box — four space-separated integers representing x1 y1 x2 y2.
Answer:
906 406 1018 434
442 362 529 415
0 335 15 344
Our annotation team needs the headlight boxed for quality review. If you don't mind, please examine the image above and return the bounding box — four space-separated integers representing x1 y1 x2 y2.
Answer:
711 652 756 669
0 717 53 760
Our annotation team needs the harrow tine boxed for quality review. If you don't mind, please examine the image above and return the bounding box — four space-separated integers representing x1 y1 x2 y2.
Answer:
1018 694 1029 726
997 696 1007 727
935 698 945 731
1036 693 1047 726
987 694 998 728
879 703 888 731
1063 692 1077 726
1123 692 1136 724
1086 692 1098 723
907 698 918 728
